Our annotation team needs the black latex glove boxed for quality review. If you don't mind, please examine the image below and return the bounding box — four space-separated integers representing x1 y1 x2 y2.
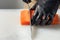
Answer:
23 0 31 4
31 0 60 25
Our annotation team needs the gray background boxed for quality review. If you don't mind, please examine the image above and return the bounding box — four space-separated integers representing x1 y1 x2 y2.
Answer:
0 0 24 9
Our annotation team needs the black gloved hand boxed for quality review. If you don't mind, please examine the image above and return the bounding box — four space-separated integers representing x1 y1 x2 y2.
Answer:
23 0 31 4
31 0 60 25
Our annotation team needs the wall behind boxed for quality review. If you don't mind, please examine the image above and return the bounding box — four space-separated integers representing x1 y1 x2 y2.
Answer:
0 0 24 9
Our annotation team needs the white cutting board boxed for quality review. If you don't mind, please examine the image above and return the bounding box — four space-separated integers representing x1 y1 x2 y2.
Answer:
0 9 31 40
0 9 60 40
